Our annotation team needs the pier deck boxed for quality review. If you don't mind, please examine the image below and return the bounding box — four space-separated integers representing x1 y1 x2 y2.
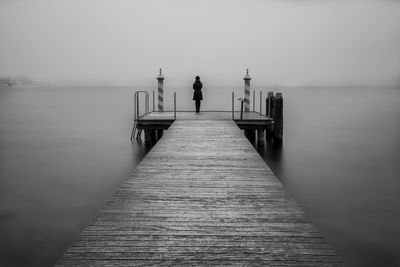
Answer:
135 111 272 130
57 118 342 266
138 111 271 121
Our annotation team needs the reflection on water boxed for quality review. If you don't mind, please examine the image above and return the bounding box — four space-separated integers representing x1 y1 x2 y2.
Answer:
1 86 400 266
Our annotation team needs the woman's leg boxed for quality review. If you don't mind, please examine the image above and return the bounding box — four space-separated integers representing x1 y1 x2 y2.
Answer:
195 100 200 112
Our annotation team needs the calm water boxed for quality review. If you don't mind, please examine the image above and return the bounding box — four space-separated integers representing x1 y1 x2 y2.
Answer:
0 86 400 266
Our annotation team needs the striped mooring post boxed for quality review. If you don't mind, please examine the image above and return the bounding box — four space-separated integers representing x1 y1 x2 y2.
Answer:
157 68 164 111
243 69 251 112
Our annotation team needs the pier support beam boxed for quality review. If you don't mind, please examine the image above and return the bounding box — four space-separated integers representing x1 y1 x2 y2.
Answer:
144 129 157 148
257 128 265 148
144 129 151 147
150 129 157 145
244 129 256 145
266 125 274 144
156 129 163 141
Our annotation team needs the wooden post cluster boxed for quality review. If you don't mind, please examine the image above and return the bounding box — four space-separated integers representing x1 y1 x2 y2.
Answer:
265 91 283 144
266 91 274 118
244 128 267 149
265 92 274 142
239 91 283 148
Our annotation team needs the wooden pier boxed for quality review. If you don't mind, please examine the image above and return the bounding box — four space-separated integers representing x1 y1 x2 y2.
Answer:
57 115 342 266
134 111 275 148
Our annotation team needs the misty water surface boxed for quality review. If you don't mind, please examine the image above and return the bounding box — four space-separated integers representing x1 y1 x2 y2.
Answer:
0 86 400 266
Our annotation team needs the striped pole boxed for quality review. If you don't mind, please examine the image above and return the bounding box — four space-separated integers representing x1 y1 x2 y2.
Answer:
157 68 164 111
243 69 251 112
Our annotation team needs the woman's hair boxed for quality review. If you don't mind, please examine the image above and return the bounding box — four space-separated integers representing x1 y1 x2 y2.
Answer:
195 76 200 80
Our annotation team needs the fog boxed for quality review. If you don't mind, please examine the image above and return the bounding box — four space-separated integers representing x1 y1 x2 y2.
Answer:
0 0 399 87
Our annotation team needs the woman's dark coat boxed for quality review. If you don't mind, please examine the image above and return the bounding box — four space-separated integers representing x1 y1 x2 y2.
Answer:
193 80 203 101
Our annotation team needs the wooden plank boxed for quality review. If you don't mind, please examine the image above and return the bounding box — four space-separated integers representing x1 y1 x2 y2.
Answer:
57 119 342 266
57 259 341 267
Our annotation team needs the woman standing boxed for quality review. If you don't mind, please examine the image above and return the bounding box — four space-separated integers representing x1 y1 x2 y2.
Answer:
192 76 203 113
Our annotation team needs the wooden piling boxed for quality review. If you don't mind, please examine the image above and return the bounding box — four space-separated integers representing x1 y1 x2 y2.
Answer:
266 91 274 118
244 129 256 145
156 129 163 141
244 129 250 140
144 129 151 147
257 128 265 148
273 93 283 143
151 129 157 146
266 124 274 143
144 129 157 148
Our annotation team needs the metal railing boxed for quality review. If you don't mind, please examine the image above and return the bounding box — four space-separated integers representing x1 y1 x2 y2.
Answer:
130 90 176 141
131 90 150 141
232 92 245 120
133 90 149 120
152 90 155 111
232 90 265 120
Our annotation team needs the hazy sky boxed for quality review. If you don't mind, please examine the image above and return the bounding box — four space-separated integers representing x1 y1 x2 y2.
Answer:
0 0 399 86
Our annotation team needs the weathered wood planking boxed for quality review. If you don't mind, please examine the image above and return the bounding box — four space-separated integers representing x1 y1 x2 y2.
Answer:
57 120 342 266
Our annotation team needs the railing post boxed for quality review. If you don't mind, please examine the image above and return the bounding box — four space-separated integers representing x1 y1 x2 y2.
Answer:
240 99 244 120
174 92 176 120
136 92 139 120
133 92 136 121
152 90 155 112
232 92 234 120
145 92 149 114
259 91 262 114
253 90 255 112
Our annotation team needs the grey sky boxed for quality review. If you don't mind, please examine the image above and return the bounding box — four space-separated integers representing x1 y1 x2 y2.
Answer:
0 0 399 86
